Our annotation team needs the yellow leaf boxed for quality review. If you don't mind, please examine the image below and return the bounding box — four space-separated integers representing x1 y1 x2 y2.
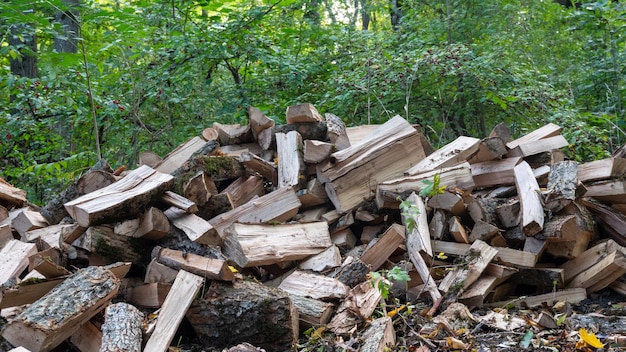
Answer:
579 328 604 348
387 305 406 317
311 326 326 339
436 252 448 260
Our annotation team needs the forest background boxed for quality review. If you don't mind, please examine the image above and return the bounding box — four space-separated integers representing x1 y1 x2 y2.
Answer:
0 0 624 204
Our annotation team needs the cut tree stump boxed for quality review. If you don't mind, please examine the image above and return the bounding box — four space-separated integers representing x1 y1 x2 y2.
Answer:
186 279 298 352
223 222 331 267
2 266 120 352
143 270 204 352
64 165 174 227
152 246 234 281
100 302 144 352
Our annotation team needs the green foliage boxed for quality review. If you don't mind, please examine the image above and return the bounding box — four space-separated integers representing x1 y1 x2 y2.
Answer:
419 174 446 198
370 266 411 300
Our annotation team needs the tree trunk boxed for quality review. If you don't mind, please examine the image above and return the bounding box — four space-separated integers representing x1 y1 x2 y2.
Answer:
389 0 402 31
9 23 38 79
360 0 370 30
54 0 80 53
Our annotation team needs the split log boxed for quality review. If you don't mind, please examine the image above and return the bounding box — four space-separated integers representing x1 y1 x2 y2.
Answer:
327 280 382 335
139 151 162 167
2 266 119 352
12 208 48 237
565 247 626 293
329 256 370 287
208 186 301 237
100 302 144 352
488 122 512 143
469 221 500 243
514 161 544 236
467 136 507 164
68 321 102 352
297 178 329 208
0 239 37 285
278 270 349 300
247 106 275 139
294 205 329 222
213 122 253 146
143 270 204 352
584 179 626 204
402 192 432 256
144 259 179 284
164 206 220 245
187 280 298 351
155 136 208 174
405 136 480 175
506 122 561 150
540 214 591 259
220 175 264 208
449 216 470 244
432 240 538 268
276 131 306 189
495 199 520 228
318 115 427 213
486 287 586 309
578 157 626 183
545 161 580 212
325 113 350 150
257 126 275 150
0 223 12 248
289 294 334 328
471 157 522 188
360 223 406 271
239 151 278 185
582 198 626 246
0 178 27 209
127 282 171 308
114 207 170 241
0 276 65 309
359 317 395 352
64 165 174 227
376 162 474 209
560 240 621 284
160 191 197 213
72 226 148 265
439 240 498 295
299 245 342 272
507 135 569 158
427 191 465 216
28 248 69 278
286 103 324 123
303 139 333 163
274 121 328 142
182 171 218 208
223 222 331 267
458 263 517 308
152 246 234 281
429 209 450 241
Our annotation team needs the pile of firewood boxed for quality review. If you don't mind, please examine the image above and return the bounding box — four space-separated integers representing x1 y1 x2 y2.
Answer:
2 103 626 352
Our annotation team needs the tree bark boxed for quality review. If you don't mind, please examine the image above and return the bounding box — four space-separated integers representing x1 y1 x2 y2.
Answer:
54 0 80 53
9 23 38 78
100 303 144 352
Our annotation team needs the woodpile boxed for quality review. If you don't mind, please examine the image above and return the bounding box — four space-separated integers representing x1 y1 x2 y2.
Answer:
2 104 626 351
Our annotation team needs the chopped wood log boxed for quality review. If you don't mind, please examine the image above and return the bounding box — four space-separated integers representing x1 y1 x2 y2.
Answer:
139 151 162 167
449 216 470 244
286 103 324 123
458 273 513 309
160 191 197 213
506 122 561 150
507 135 569 158
0 276 65 309
247 106 275 139
581 198 626 246
68 321 102 352
182 171 218 209
432 240 538 268
427 191 465 216
514 161 544 236
329 256 370 287
0 224 12 248
2 266 119 352
223 222 331 267
28 248 69 278
510 267 565 293
155 137 208 174
278 270 349 300
564 244 626 293
0 178 27 209
299 245 342 272
359 317 395 352
405 136 480 175
488 122 512 143
100 302 144 352
360 223 406 271
12 208 48 237
289 294 334 327
152 246 234 281
257 126 274 150
360 225 382 244
471 157 522 188
0 239 37 285
541 214 591 259
584 179 626 204
144 258 179 284
197 193 234 220
327 280 383 335
560 240 620 283
208 186 301 237
127 282 171 308
0 204 8 222
402 192 432 256
143 270 204 352
22 223 62 250
467 136 508 164
318 115 427 213
439 240 498 294
239 151 278 185
114 207 170 241
578 157 626 183
331 228 357 250
220 175 264 208
213 122 253 146
297 178 329 208
429 209 450 241
486 287 587 309
377 162 474 209
495 199 520 228
71 226 148 265
325 113 350 150
276 131 306 189
294 205 329 222
274 121 328 142
187 279 298 351
469 221 500 243
303 139 333 163
64 165 174 227
164 207 220 245
219 143 265 157
545 161 580 212
201 127 219 141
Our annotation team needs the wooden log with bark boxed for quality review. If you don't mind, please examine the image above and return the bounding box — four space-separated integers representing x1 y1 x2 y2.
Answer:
164 206 220 245
100 302 144 352
0 178 28 209
286 103 324 123
325 113 350 150
151 246 234 281
114 207 170 241
247 106 275 140
327 280 383 335
155 136 209 174
2 266 119 352
277 270 349 300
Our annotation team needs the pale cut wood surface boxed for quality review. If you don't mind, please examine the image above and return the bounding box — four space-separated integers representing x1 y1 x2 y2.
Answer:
289 294 335 327
325 113 350 150
507 134 569 157
359 317 395 352
327 280 382 335
506 122 561 150
439 240 498 293
160 191 197 213
155 136 207 174
152 246 234 281
286 103 324 123
514 161 544 236
0 239 37 285
143 270 204 352
278 270 349 300
471 157 522 188
0 179 27 208
560 239 620 283
403 192 432 256
69 321 102 352
486 287 587 309
405 135 480 175
578 157 626 183
164 207 220 245
222 222 331 267
276 131 305 189
64 165 174 227
247 106 275 138
584 179 626 203
359 223 406 271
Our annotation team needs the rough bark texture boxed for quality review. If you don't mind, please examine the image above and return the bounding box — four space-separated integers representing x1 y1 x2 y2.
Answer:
100 302 144 352
187 280 298 352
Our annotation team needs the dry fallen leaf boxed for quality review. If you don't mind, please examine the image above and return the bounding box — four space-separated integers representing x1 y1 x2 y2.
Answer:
579 328 604 348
